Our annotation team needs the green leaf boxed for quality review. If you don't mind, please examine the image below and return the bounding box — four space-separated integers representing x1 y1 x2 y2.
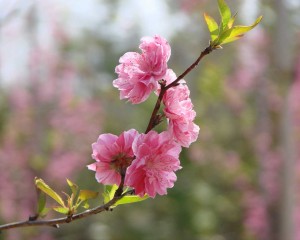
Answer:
221 16 263 44
39 207 50 217
114 195 149 206
215 27 233 46
204 13 219 41
37 190 46 215
227 12 237 28
103 185 118 204
66 179 78 196
35 177 65 207
52 206 70 214
219 35 242 44
78 190 98 201
82 201 90 209
218 0 231 30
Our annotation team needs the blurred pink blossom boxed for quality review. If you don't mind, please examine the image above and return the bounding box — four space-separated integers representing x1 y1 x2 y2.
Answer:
289 56 300 240
227 28 269 92
289 56 300 124
113 35 171 104
126 131 182 198
243 191 270 239
0 48 103 231
0 2 103 239
260 151 281 203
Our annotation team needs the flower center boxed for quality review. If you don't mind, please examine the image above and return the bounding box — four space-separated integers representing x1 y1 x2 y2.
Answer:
110 153 134 173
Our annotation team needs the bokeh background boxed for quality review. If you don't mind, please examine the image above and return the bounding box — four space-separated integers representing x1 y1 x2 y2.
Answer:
0 0 300 239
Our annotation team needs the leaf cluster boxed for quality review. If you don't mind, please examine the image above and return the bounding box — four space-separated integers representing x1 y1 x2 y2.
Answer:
204 0 262 49
35 178 98 217
34 178 149 219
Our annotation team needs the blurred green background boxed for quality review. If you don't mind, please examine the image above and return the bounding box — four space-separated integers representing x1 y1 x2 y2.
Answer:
0 0 300 239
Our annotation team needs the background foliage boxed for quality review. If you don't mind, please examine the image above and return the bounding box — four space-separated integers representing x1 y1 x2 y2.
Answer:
0 0 300 239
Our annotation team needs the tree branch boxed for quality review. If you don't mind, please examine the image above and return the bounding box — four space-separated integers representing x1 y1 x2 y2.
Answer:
145 45 213 133
0 190 133 231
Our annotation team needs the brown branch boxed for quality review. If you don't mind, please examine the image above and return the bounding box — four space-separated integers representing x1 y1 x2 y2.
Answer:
145 45 213 133
0 190 133 231
145 81 167 134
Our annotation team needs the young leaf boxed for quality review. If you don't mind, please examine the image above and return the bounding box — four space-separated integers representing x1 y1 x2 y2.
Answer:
215 27 233 46
205 0 262 49
114 195 149 206
82 201 90 209
219 35 242 44
35 177 65 207
78 190 98 201
64 192 73 211
53 206 70 215
221 16 263 44
204 13 219 41
66 179 78 196
39 207 50 217
227 12 237 29
37 190 46 215
218 0 231 30
103 185 118 204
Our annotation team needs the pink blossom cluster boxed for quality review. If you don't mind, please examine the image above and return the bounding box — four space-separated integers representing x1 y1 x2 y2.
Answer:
113 35 199 148
89 35 200 198
88 130 181 198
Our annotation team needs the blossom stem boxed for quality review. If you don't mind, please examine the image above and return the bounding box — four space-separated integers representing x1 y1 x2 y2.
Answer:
145 85 167 134
114 168 126 197
145 45 213 133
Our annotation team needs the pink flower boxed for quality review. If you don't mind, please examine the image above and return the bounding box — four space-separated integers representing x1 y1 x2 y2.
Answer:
113 35 171 104
88 129 138 185
163 70 200 147
168 119 199 148
139 35 171 76
126 131 182 198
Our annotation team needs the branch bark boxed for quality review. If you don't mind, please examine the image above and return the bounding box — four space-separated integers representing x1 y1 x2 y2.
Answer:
145 45 213 133
0 189 133 231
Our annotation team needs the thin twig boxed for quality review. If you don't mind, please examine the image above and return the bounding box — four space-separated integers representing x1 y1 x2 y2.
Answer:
0 190 132 231
145 45 213 133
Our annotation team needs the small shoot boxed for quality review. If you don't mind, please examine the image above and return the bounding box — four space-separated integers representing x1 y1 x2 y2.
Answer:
35 189 50 218
204 0 262 49
35 178 98 216
35 178 66 208
77 190 99 209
